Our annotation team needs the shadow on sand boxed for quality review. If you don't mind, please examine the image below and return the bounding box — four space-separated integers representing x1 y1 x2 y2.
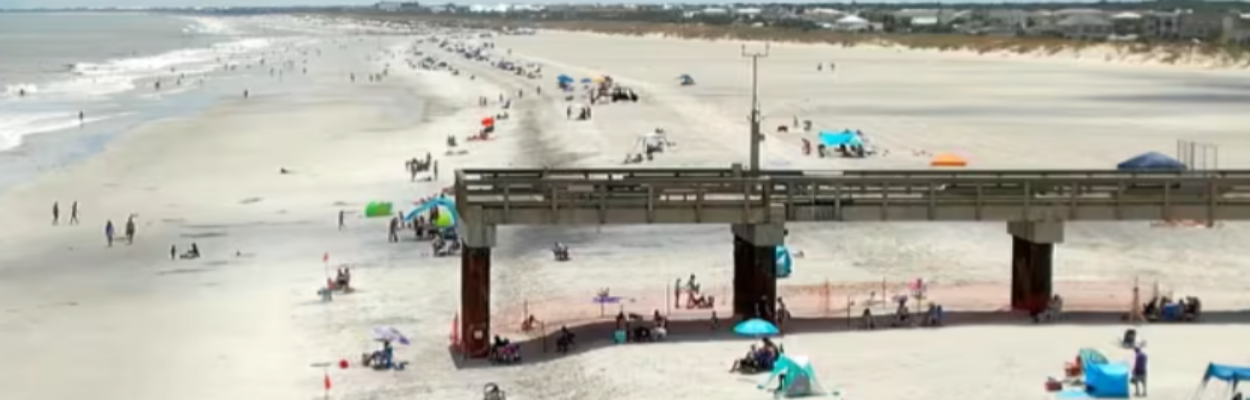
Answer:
449 309 1250 369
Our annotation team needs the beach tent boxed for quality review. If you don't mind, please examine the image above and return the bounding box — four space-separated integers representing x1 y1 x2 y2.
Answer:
364 201 393 218
403 197 459 228
930 153 967 167
818 130 863 147
776 246 794 278
760 355 828 398
1117 151 1186 171
1079 349 1129 398
1193 363 1250 400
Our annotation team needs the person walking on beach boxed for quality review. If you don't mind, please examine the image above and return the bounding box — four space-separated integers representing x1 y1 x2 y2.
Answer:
338 210 345 231
70 201 78 225
388 216 400 243
1132 345 1148 397
105 220 115 247
78 111 84 125
674 277 682 309
433 161 439 181
125 216 136 245
52 202 59 225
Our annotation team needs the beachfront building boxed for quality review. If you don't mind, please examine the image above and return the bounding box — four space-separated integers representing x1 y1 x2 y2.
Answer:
1111 12 1144 37
832 15 871 32
1056 14 1113 40
1050 9 1113 40
1178 10 1228 41
1222 13 1250 45
985 9 1032 31
1143 11 1182 40
375 1 402 12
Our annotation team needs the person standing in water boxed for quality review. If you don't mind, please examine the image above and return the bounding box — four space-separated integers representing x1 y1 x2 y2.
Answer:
78 111 84 125
70 201 79 225
52 202 59 225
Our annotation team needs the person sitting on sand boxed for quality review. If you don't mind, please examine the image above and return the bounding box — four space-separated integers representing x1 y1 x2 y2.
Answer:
552 242 569 261
894 300 912 326
521 314 538 332
730 345 760 373
556 325 575 353
335 267 351 290
179 243 201 259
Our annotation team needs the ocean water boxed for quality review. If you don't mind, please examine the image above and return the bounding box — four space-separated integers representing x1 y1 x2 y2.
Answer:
0 12 317 191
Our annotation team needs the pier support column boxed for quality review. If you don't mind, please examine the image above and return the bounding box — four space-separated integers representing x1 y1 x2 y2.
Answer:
460 223 496 358
732 223 785 321
1007 221 1064 314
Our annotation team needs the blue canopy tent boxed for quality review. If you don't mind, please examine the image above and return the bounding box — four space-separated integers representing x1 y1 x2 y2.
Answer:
403 197 459 230
818 130 863 147
1117 151 1186 171
1195 363 1250 400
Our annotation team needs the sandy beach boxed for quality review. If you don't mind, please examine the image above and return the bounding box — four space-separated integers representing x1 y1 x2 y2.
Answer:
1 18 1249 400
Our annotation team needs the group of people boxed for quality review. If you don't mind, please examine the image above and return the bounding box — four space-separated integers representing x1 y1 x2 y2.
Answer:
55 201 139 248
405 153 437 182
860 295 944 329
675 274 715 309
612 308 668 343
362 339 405 370
551 242 570 261
1140 294 1202 322
171 243 201 260
489 335 521 364
729 337 783 374
104 215 137 247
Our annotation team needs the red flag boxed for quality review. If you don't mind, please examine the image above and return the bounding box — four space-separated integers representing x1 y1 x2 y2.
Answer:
322 252 329 263
324 372 332 391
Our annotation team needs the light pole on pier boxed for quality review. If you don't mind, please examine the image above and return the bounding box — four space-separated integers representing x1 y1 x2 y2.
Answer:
741 43 770 175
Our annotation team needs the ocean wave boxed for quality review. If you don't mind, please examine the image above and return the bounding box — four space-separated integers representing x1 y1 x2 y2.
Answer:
0 111 126 151
5 34 274 101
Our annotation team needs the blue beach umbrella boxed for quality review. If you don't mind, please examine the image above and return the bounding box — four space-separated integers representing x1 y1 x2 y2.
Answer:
557 74 573 83
734 318 779 337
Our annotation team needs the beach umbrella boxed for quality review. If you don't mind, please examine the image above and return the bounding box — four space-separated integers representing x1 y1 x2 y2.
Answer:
372 326 411 345
580 78 592 84
556 74 573 83
734 318 780 337
481 116 495 127
592 293 622 317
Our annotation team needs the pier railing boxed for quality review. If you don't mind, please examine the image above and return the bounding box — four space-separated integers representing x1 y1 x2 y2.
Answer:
454 168 1250 224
